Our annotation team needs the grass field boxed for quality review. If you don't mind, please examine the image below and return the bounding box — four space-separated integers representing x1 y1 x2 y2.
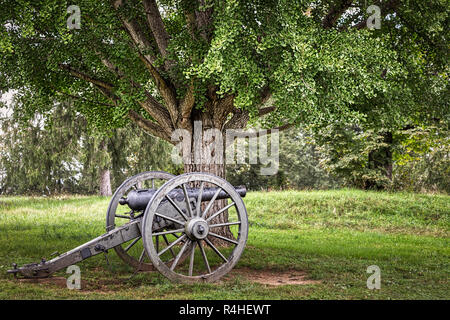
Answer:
0 189 448 300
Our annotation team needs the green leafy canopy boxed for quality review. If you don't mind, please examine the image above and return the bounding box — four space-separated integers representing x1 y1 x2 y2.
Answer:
0 0 448 138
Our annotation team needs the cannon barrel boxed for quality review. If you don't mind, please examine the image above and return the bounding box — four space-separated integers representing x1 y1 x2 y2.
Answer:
119 185 246 211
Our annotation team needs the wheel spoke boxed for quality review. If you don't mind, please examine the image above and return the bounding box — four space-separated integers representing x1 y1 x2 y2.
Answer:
115 214 131 219
161 234 177 258
204 238 228 263
196 182 204 217
108 172 177 271
152 228 185 237
155 212 185 226
138 248 146 263
133 213 144 220
182 183 194 218
208 232 239 245
124 236 141 252
165 196 189 221
198 240 211 274
189 241 197 276
206 202 236 222
156 235 159 253
209 221 241 228
158 234 186 257
201 188 222 219
170 240 190 271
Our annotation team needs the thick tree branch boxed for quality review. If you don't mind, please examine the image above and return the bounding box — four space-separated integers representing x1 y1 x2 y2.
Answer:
59 64 114 91
136 52 178 126
259 106 276 117
62 57 173 137
112 0 159 66
128 109 171 141
142 0 171 60
137 99 173 134
223 109 249 130
52 88 115 108
98 54 174 132
95 85 120 105
257 85 275 117
98 13 178 128
178 80 195 128
95 84 171 140
194 0 214 42
213 94 235 129
185 11 198 39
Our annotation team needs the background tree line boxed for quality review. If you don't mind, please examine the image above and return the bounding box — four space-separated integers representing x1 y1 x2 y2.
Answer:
0 99 179 195
1 98 448 195
226 124 449 194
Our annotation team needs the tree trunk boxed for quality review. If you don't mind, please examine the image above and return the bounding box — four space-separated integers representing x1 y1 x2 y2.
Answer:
365 131 393 190
99 168 112 196
182 122 235 246
184 163 235 246
99 139 112 196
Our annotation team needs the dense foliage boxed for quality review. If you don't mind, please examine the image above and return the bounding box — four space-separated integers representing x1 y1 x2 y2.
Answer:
393 125 450 193
1 1 447 162
226 129 339 190
226 127 449 193
0 101 177 195
312 123 450 192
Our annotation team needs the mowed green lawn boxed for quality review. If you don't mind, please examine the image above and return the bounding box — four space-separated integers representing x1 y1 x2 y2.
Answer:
0 190 448 300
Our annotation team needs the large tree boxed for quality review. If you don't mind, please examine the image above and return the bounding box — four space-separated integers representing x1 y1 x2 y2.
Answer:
0 0 447 180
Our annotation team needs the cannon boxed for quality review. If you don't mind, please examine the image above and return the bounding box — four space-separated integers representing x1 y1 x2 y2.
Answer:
7 172 248 283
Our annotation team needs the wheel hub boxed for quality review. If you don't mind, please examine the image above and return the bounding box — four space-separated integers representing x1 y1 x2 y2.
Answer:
185 217 209 240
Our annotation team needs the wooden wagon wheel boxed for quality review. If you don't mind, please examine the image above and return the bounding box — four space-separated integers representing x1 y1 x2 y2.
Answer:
141 173 248 283
106 171 175 271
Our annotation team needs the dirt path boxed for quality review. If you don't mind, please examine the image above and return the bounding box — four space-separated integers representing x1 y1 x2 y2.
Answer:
226 268 320 286
16 267 320 290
